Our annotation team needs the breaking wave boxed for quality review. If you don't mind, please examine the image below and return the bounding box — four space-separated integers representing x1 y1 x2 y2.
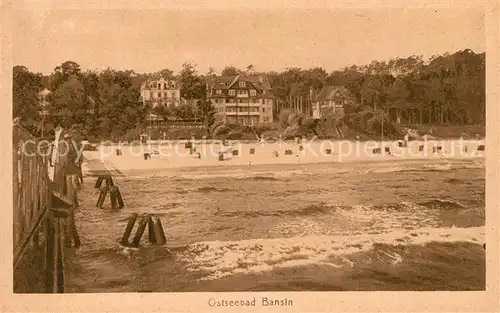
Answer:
177 186 231 194
215 200 470 219
174 226 484 281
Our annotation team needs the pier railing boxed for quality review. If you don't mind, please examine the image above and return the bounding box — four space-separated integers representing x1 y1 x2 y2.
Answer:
13 123 73 293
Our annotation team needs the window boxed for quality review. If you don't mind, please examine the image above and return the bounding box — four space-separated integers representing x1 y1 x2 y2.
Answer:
229 89 235 96
216 89 222 94
158 83 161 89
226 98 230 103
250 89 256 96
229 98 234 103
239 81 246 87
215 99 219 104
164 83 167 89
262 107 266 112
264 117 269 122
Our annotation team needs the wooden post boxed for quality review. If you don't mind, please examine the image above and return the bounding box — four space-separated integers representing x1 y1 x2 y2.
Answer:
68 209 81 248
115 188 125 209
95 176 104 188
120 213 138 245
53 218 64 293
131 216 148 247
96 187 109 208
65 176 81 248
44 212 55 293
110 187 118 210
153 216 167 245
147 215 157 244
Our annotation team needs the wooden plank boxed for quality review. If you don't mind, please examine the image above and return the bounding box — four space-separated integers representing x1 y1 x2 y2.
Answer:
84 159 124 177
13 125 72 293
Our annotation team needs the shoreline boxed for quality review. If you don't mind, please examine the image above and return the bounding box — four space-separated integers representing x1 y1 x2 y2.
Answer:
81 153 484 178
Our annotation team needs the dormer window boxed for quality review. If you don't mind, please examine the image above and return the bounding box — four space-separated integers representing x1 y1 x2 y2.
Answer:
239 81 246 87
216 89 222 94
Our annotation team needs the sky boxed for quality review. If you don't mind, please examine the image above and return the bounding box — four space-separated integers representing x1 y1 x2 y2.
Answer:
12 5 485 75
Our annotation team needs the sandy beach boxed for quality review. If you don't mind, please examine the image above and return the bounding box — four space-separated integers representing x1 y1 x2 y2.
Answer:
81 139 485 176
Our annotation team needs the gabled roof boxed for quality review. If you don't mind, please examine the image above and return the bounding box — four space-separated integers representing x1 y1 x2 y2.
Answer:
141 77 178 89
208 74 272 96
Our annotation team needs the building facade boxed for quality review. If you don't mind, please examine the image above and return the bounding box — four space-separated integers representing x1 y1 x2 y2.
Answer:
206 74 274 125
140 77 181 108
311 85 357 119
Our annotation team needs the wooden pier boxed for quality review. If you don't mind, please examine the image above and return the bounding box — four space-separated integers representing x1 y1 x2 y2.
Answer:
13 123 77 293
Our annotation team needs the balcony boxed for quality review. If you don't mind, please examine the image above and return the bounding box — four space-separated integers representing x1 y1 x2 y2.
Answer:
225 111 261 115
223 102 261 107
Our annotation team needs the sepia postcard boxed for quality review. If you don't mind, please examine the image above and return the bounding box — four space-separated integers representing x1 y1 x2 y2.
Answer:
1 0 499 312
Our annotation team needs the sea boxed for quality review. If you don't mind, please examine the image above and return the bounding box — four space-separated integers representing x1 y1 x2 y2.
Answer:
65 158 486 292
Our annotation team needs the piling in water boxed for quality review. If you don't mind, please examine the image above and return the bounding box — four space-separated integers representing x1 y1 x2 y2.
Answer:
115 187 125 209
147 215 156 244
131 216 148 247
120 213 138 246
110 187 118 210
96 187 108 208
154 216 167 245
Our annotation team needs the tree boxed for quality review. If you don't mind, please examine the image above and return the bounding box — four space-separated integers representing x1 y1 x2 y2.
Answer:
387 78 409 123
12 65 43 133
49 74 86 127
221 66 242 76
95 68 143 138
52 61 82 90
179 62 205 100
196 99 216 127
278 108 293 127
245 64 255 74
